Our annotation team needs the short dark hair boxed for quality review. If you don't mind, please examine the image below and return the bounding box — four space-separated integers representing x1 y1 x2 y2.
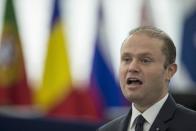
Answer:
127 26 176 68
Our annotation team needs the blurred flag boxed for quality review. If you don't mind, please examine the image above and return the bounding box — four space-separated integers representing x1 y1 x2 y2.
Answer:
0 0 32 105
140 0 154 26
90 44 126 107
48 85 103 122
34 0 72 110
36 0 101 122
90 1 126 109
181 10 196 82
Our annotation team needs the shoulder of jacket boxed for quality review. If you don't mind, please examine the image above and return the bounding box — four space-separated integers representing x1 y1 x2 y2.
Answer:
175 104 196 118
98 114 127 131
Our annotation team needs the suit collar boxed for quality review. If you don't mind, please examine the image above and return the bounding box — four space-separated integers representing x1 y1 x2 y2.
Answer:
121 108 132 131
149 94 177 131
120 95 177 131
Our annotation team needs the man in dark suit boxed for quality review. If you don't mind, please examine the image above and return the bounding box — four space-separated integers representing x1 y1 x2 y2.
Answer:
98 26 196 131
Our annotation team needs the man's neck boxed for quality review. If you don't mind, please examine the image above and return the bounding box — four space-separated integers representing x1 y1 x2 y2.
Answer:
134 93 168 113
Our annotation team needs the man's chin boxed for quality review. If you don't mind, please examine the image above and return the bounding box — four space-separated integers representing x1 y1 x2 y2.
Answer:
125 94 142 103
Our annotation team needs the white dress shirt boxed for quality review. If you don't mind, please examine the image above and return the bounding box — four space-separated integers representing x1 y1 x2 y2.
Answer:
128 94 169 131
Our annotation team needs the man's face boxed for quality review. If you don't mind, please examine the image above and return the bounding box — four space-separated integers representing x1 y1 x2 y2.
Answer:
119 33 176 107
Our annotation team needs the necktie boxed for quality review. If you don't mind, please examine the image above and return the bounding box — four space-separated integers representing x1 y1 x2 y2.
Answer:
135 115 145 131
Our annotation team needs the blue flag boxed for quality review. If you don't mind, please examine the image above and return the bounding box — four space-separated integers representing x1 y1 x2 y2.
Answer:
90 2 126 107
181 10 196 82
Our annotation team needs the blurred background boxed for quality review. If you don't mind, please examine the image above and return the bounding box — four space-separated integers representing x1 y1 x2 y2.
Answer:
0 0 196 129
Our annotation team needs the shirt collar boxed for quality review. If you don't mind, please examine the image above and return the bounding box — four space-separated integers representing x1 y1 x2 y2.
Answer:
129 94 168 128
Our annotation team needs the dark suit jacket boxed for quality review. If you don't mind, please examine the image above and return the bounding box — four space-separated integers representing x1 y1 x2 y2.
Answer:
98 95 196 131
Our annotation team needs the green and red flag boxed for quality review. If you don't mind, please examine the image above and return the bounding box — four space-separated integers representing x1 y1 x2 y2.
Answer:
0 0 32 105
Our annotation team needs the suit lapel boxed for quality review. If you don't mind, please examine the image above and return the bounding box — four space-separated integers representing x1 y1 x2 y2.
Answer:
118 95 177 131
118 107 132 131
149 118 168 131
149 95 177 131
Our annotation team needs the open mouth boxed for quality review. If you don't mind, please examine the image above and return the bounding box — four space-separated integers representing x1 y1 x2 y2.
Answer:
126 78 143 85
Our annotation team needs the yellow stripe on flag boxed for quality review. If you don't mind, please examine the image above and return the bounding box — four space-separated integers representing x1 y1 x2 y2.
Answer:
35 20 72 110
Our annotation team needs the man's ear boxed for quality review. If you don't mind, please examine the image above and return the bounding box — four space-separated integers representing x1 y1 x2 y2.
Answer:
166 63 177 81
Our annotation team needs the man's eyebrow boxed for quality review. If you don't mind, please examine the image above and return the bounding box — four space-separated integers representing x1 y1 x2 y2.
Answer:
138 53 153 57
121 52 131 57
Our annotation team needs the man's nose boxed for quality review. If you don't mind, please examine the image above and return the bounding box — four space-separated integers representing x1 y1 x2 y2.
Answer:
128 60 140 73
